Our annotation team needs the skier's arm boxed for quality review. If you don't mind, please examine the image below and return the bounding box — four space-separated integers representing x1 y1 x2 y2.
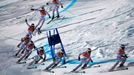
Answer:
59 1 63 8
90 58 93 63
46 11 51 18
78 54 81 61
31 8 39 11
34 45 37 49
17 38 24 47
17 42 21 48
25 19 30 27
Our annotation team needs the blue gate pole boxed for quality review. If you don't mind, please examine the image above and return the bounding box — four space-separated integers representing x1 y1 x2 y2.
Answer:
48 30 55 61
55 28 67 56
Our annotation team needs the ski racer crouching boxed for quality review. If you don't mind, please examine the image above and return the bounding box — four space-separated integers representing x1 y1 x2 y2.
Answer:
44 49 66 71
16 41 36 64
71 48 93 72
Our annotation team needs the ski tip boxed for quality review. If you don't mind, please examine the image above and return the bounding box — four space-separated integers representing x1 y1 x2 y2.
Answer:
82 71 86 73
64 66 67 68
51 71 54 73
16 61 26 64
43 69 54 73
27 66 37 69
69 71 85 73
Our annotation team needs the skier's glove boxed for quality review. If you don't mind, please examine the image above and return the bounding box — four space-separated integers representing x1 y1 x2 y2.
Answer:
121 54 128 58
124 54 128 58
46 3 49 5
78 56 80 61
25 19 27 22
31 8 34 11
61 5 63 8
49 16 51 18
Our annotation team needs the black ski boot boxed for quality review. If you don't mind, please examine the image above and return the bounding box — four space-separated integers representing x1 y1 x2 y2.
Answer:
81 64 87 69
118 64 124 68
57 14 60 18
51 15 54 20
37 28 41 34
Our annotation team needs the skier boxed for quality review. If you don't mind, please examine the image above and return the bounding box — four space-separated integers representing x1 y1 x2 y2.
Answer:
28 47 46 66
117 44 128 67
71 48 93 72
44 49 66 71
109 44 128 71
15 38 26 57
16 41 36 63
31 6 51 34
19 34 31 54
25 19 35 38
51 0 63 20
15 34 31 56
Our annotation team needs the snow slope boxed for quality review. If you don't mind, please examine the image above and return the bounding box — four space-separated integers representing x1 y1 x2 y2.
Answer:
0 0 134 75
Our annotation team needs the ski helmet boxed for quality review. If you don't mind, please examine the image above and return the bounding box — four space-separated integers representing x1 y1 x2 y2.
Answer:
87 48 91 52
120 44 125 49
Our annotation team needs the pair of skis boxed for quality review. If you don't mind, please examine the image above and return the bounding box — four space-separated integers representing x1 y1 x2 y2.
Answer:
100 66 128 73
64 65 101 74
43 65 67 73
100 61 128 73
27 62 45 69
47 16 66 24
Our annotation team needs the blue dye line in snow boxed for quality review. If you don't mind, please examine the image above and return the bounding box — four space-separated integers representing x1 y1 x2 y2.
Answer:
66 58 134 65
60 0 77 13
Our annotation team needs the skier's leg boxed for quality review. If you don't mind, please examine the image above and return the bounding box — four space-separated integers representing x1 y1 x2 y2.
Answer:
24 51 32 60
41 54 46 62
71 61 83 72
109 60 120 71
15 48 22 56
52 6 56 20
17 44 26 54
17 53 27 63
44 62 55 70
56 5 60 18
43 54 46 62
119 57 126 67
39 18 45 29
27 32 33 39
61 57 66 65
81 58 90 69
36 55 43 64
21 48 26 54
38 17 45 34
36 17 42 28
51 59 61 69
